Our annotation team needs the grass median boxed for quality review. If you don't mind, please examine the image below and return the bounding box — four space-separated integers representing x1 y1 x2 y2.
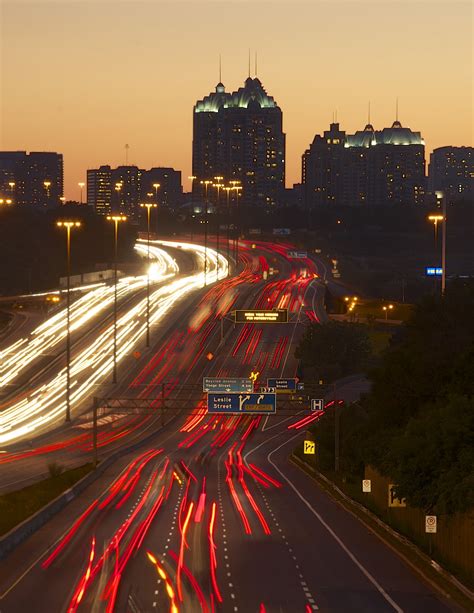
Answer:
0 463 93 537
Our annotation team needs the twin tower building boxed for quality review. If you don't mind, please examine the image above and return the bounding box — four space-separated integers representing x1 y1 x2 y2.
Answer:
193 75 425 208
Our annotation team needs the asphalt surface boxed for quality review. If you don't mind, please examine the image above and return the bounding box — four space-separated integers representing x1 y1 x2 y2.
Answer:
0 239 457 612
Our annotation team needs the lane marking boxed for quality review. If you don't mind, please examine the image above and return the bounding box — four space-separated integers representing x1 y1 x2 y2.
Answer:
264 433 404 613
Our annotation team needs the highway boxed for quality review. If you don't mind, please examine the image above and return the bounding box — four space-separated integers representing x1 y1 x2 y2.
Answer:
0 239 456 612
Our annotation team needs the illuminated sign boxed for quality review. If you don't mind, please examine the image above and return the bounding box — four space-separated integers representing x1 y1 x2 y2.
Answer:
267 378 297 391
273 228 291 236
287 251 307 259
304 441 315 455
203 378 253 393
207 393 276 414
311 399 324 412
425 267 443 276
234 309 288 323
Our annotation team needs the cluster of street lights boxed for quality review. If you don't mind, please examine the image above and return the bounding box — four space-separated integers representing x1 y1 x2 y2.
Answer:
382 304 394 320
189 175 243 284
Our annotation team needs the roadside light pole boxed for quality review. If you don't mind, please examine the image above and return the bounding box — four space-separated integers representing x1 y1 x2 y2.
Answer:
224 186 232 275
201 180 213 286
231 184 242 261
56 220 82 422
213 178 224 280
140 203 157 348
106 214 127 383
188 176 196 240
434 191 447 296
78 182 85 204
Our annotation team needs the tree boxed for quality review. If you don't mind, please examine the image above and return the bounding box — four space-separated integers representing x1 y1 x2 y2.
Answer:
295 321 371 382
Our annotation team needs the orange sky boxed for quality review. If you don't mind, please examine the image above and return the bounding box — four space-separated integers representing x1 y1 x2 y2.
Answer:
1 0 472 200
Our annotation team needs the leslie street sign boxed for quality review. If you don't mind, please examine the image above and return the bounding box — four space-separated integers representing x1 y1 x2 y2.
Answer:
207 393 276 414
203 377 253 393
267 378 297 391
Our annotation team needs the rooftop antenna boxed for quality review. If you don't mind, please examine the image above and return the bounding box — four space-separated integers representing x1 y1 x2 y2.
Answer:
248 48 251 78
396 97 399 121
125 143 129 165
368 100 371 125
219 54 222 82
255 51 258 76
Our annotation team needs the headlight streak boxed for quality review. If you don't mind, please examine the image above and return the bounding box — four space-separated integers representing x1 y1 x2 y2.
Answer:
0 241 227 445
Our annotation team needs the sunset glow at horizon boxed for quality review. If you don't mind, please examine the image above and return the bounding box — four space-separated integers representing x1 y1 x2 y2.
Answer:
1 0 472 200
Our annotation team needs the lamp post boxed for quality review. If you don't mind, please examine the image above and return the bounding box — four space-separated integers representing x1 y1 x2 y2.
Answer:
56 220 81 422
140 203 157 348
153 183 160 202
43 180 51 205
213 178 224 280
382 304 393 321
224 186 232 275
434 191 447 296
200 180 213 286
188 176 196 240
78 182 85 204
231 184 242 261
114 182 122 212
106 215 127 383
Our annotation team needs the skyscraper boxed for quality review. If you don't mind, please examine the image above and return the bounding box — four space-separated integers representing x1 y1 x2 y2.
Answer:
193 76 285 207
428 146 473 203
302 119 425 207
87 165 112 215
140 168 183 208
0 151 63 207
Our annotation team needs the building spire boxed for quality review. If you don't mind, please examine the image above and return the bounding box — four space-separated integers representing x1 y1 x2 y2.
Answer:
219 53 222 83
396 96 399 121
368 100 371 125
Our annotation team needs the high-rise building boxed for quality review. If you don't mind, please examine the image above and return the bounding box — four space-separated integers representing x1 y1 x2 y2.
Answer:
0 151 63 207
87 165 112 215
428 146 474 203
302 120 425 207
140 168 183 208
193 76 285 207
87 165 183 216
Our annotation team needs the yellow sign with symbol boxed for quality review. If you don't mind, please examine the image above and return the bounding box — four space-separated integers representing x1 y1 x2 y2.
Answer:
304 441 315 455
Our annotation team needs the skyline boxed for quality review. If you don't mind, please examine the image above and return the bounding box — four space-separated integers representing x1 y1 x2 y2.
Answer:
1 1 472 200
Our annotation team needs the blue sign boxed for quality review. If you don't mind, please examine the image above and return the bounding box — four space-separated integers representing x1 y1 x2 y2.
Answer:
287 251 308 259
207 393 276 414
267 378 297 391
297 382 305 391
273 228 291 236
203 377 253 393
425 267 443 277
311 399 324 412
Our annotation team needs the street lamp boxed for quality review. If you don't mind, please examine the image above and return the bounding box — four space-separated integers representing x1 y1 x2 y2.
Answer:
106 214 127 383
153 183 160 200
78 182 85 204
140 203 157 348
200 179 213 286
382 304 394 321
8 182 15 192
188 176 196 240
213 178 224 280
224 186 232 275
432 191 447 296
232 184 242 261
114 182 123 212
43 180 51 201
56 220 81 422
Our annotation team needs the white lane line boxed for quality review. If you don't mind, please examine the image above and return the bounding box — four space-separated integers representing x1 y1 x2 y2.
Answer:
266 433 404 613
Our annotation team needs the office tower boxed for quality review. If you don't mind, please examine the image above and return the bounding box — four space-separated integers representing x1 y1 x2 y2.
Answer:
87 165 112 215
302 119 425 207
140 167 183 208
0 151 63 207
193 76 285 207
428 146 474 203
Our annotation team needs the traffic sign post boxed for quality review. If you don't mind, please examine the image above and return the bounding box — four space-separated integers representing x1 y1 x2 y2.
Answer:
267 378 297 391
425 515 437 533
311 399 324 412
203 377 253 393
304 440 315 455
207 392 276 414
362 479 371 493
287 251 307 259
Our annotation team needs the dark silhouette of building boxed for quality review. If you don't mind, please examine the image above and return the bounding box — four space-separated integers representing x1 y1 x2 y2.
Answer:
140 168 183 208
87 165 183 216
428 146 473 204
302 119 425 207
0 151 63 207
193 76 285 207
